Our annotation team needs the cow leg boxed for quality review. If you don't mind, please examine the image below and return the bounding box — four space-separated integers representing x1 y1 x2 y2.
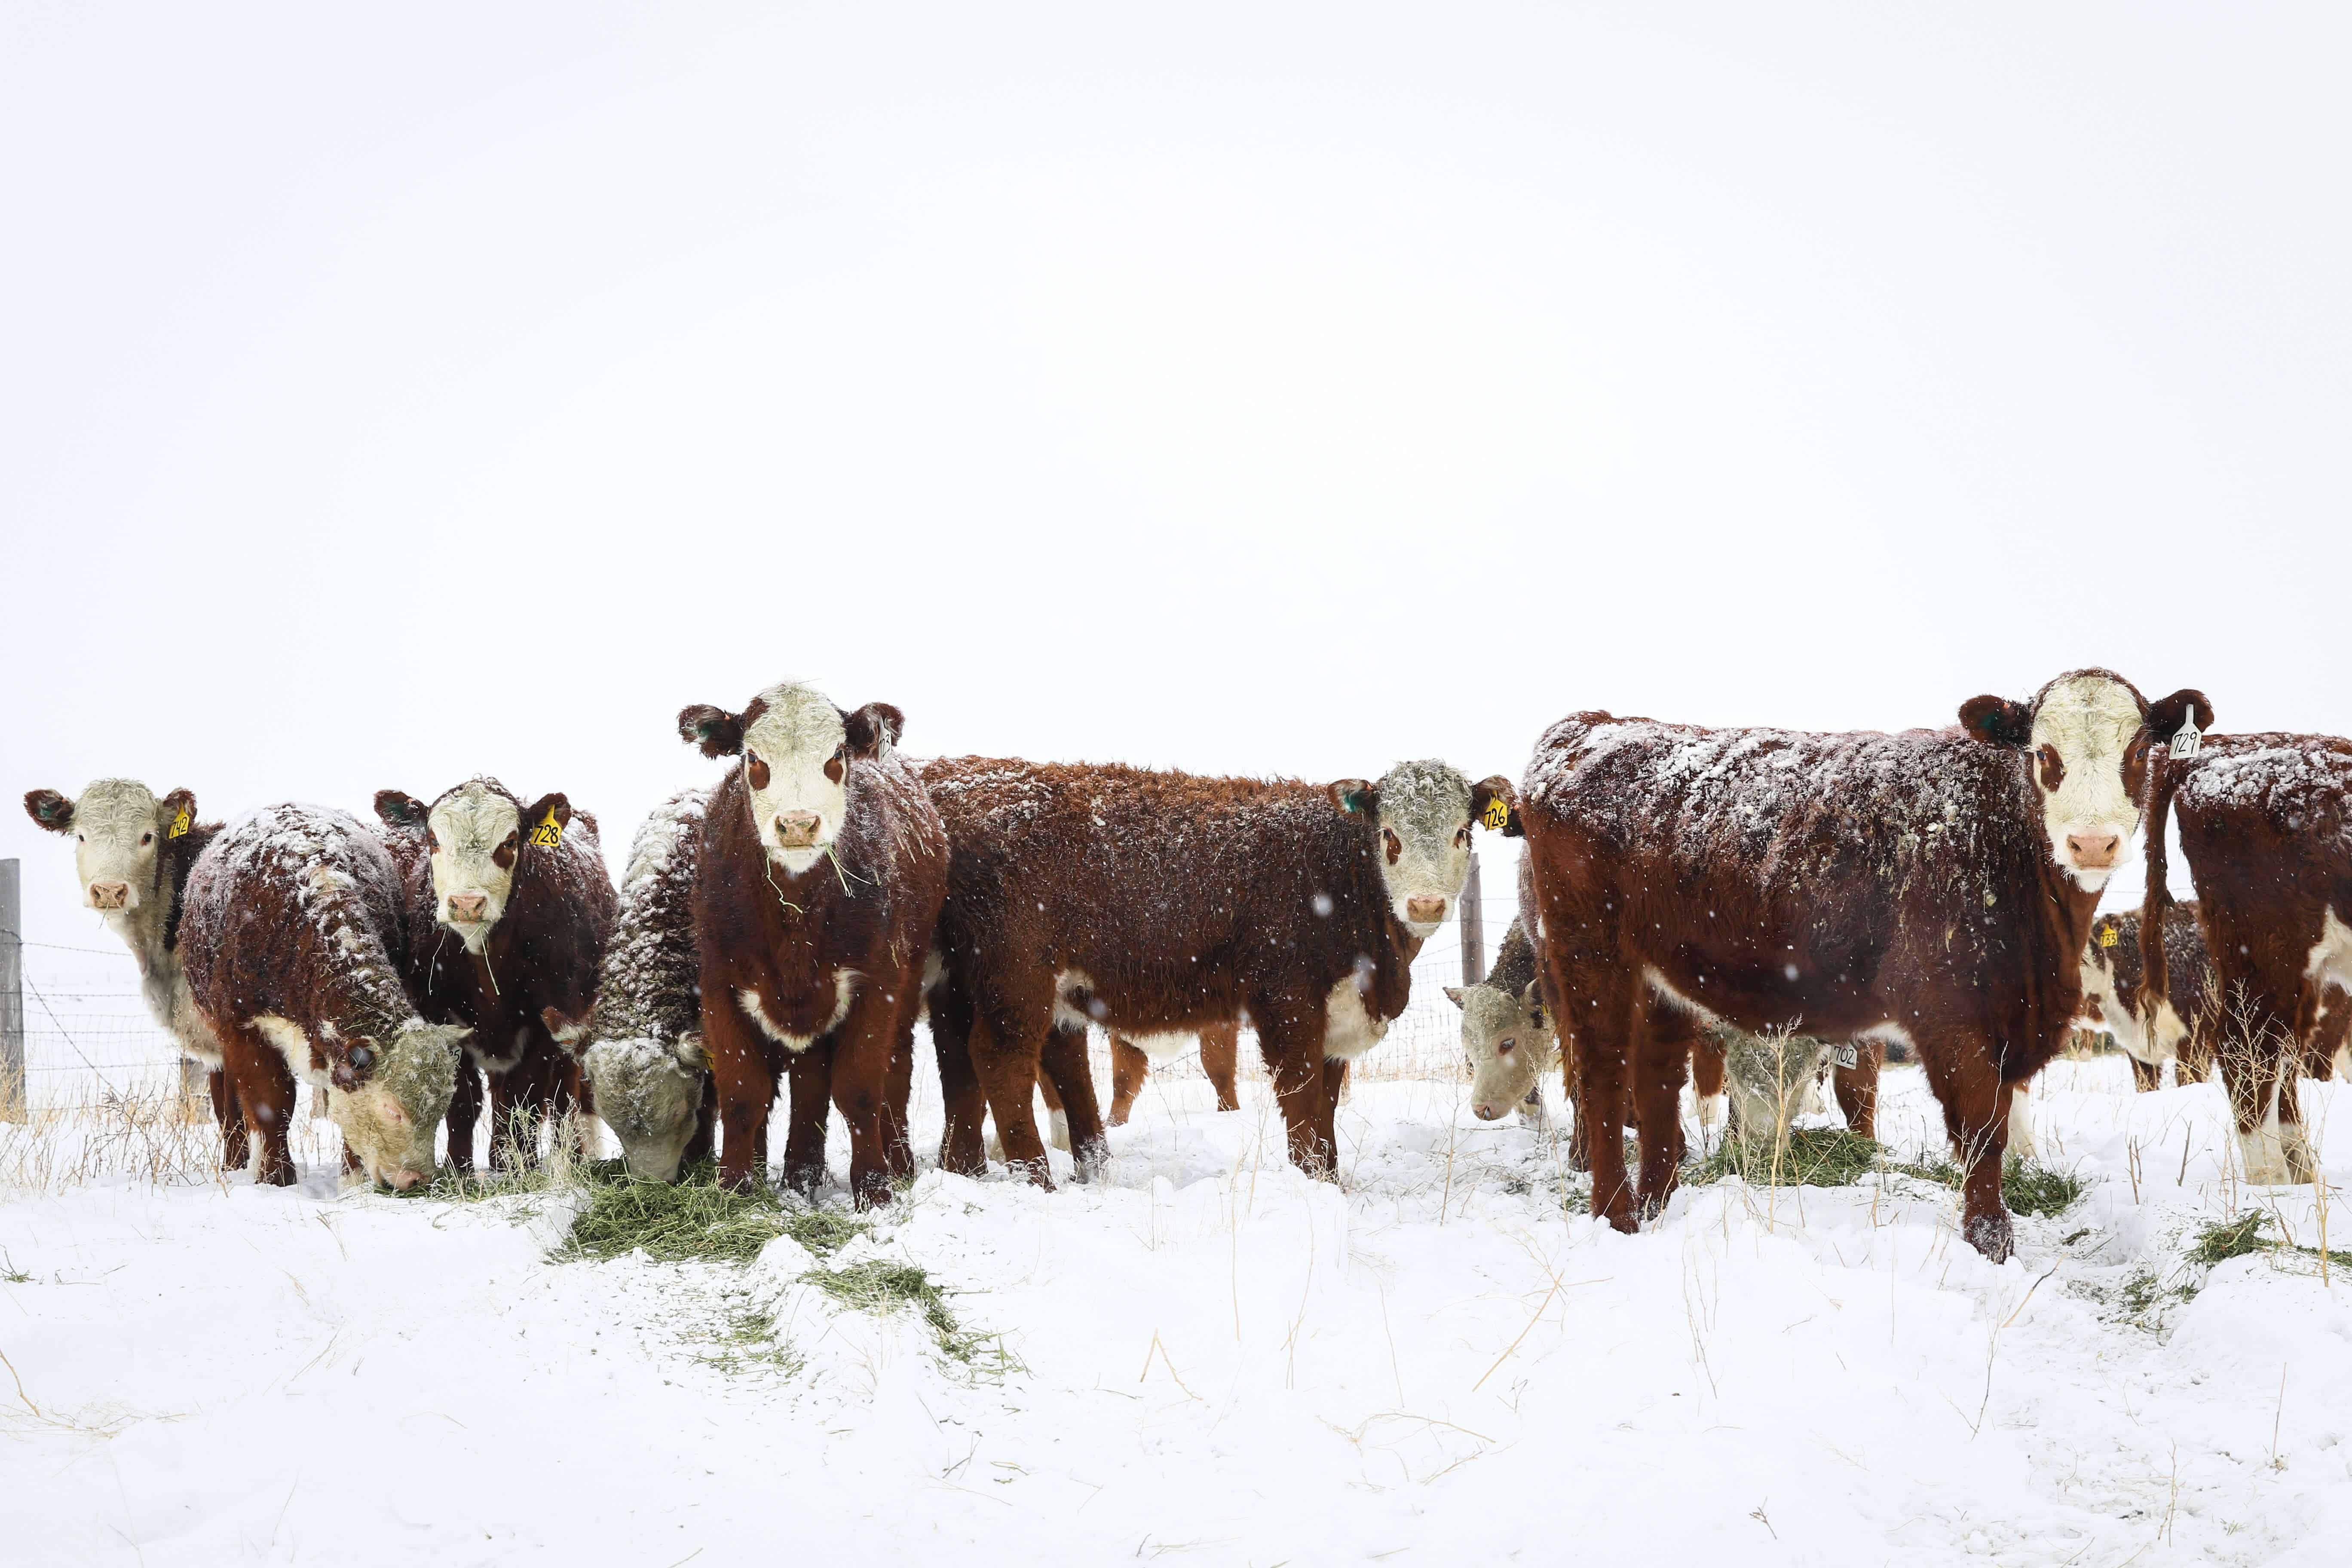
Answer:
1200 1022 1242 1113
484 1067 525 1173
882 1004 917 1183
1632 997 1694 1218
221 1023 298 1187
1108 1038 1149 1126
704 996 778 1193
1563 971 1640 1233
1256 1001 1335 1177
683 1073 717 1172
927 981 989 1177
209 1066 250 1173
1688 1030 1727 1143
1916 1032 2014 1261
2128 1054 2163 1093
781 1043 834 1200
969 995 1055 1188
1319 1057 1351 1164
445 1058 483 1176
2212 968 2311 1185
828 984 910 1208
1034 1054 1069 1152
1040 1025 1109 1181
1834 1038 1883 1139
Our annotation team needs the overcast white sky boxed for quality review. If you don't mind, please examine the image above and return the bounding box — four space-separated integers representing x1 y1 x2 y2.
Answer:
5 3 2348 947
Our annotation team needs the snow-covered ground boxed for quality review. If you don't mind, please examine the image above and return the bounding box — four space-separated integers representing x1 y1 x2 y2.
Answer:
7 1050 2352 1566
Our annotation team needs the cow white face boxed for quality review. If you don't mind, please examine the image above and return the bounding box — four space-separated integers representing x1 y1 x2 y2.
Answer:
739 686 851 874
23 778 193 920
585 1035 707 1182
427 784 523 952
1341 760 1485 937
328 1021 465 1189
1449 978 1554 1121
2027 675 2149 892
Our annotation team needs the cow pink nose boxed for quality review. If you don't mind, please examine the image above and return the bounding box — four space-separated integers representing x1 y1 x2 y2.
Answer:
1473 1102 1504 1121
448 893 488 922
384 1168 425 1191
88 881 130 910
1406 894 1448 923
2067 833 2121 869
776 812 821 848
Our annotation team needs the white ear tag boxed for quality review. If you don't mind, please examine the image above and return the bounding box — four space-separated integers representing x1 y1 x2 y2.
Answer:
2168 717 2202 760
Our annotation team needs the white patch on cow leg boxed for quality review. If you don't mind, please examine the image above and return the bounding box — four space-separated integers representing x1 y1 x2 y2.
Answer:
2306 909 2352 993
2236 1079 2308 1186
2281 1120 2318 1184
1697 1092 1727 1132
2006 1083 2038 1162
1047 1108 1072 1153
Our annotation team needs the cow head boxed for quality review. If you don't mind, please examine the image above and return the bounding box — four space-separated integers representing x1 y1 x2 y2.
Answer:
678 683 904 876
377 780 570 953
1960 671 2211 893
1447 975 1554 1121
23 779 198 920
326 1020 467 1189
1328 763 1513 937
585 1034 709 1182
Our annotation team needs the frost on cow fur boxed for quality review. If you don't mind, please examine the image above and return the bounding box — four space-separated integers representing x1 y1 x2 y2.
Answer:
181 804 464 1186
582 788 710 1181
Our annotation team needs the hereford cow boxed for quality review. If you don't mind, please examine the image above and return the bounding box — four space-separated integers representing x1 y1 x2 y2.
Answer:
22 781 247 1167
2140 731 2352 1183
1447 915 1561 1126
373 779 616 1173
578 788 716 1182
1520 670 2208 1261
2082 906 2216 1090
920 757 1512 1182
180 805 468 1188
680 683 948 1203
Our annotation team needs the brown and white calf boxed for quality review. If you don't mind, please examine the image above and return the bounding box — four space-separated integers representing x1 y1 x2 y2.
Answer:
180 805 469 1188
579 788 716 1182
1519 670 2207 1261
2082 906 2217 1090
921 757 1511 1182
22 781 248 1167
373 779 617 1173
680 683 948 1203
2140 731 2352 1182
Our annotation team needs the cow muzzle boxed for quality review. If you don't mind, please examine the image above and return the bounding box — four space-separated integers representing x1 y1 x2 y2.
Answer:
1472 1100 1506 1121
775 811 822 850
2065 832 2122 870
447 892 489 923
88 880 131 911
1405 894 1449 924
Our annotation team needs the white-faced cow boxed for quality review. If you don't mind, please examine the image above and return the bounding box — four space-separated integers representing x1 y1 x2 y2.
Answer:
919 757 1512 1182
22 781 247 1167
680 683 949 1204
2140 730 2352 1183
1519 670 2206 1260
579 787 716 1182
2082 906 2217 1091
180 805 469 1188
373 778 616 1173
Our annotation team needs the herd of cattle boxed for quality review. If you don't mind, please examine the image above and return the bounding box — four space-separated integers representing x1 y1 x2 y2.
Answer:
22 668 2352 1262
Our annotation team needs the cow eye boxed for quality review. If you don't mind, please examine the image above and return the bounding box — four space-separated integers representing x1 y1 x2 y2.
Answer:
1498 1038 1516 1054
139 831 153 846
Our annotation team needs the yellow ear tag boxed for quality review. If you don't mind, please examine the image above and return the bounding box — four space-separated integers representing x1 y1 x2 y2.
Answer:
530 808 564 848
168 807 191 839
1481 797 1510 831
2099 926 2119 948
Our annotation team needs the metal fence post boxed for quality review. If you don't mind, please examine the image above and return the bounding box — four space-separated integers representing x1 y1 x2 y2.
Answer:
1459 850 1485 986
1 859 24 1121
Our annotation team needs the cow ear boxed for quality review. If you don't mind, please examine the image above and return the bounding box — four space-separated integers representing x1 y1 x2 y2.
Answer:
1959 695 2034 750
1328 778 1378 815
2145 688 2214 746
374 790 429 829
156 788 198 840
1470 775 1519 835
24 789 75 834
678 704 743 758
1522 984 1547 1028
1443 985 1466 1009
843 702 905 757
525 792 573 838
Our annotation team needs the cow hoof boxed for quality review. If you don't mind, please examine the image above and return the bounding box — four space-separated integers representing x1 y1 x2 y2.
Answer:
1070 1139 1110 1184
1011 1157 1055 1191
1964 1208 2015 1263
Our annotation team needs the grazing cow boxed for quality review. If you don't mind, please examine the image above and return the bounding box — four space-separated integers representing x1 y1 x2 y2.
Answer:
2140 731 2352 1183
22 781 247 1167
373 779 617 1173
180 805 468 1188
1448 915 1560 1126
2082 907 2216 1090
921 757 1512 1182
1520 670 2208 1260
578 788 716 1182
679 683 948 1203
